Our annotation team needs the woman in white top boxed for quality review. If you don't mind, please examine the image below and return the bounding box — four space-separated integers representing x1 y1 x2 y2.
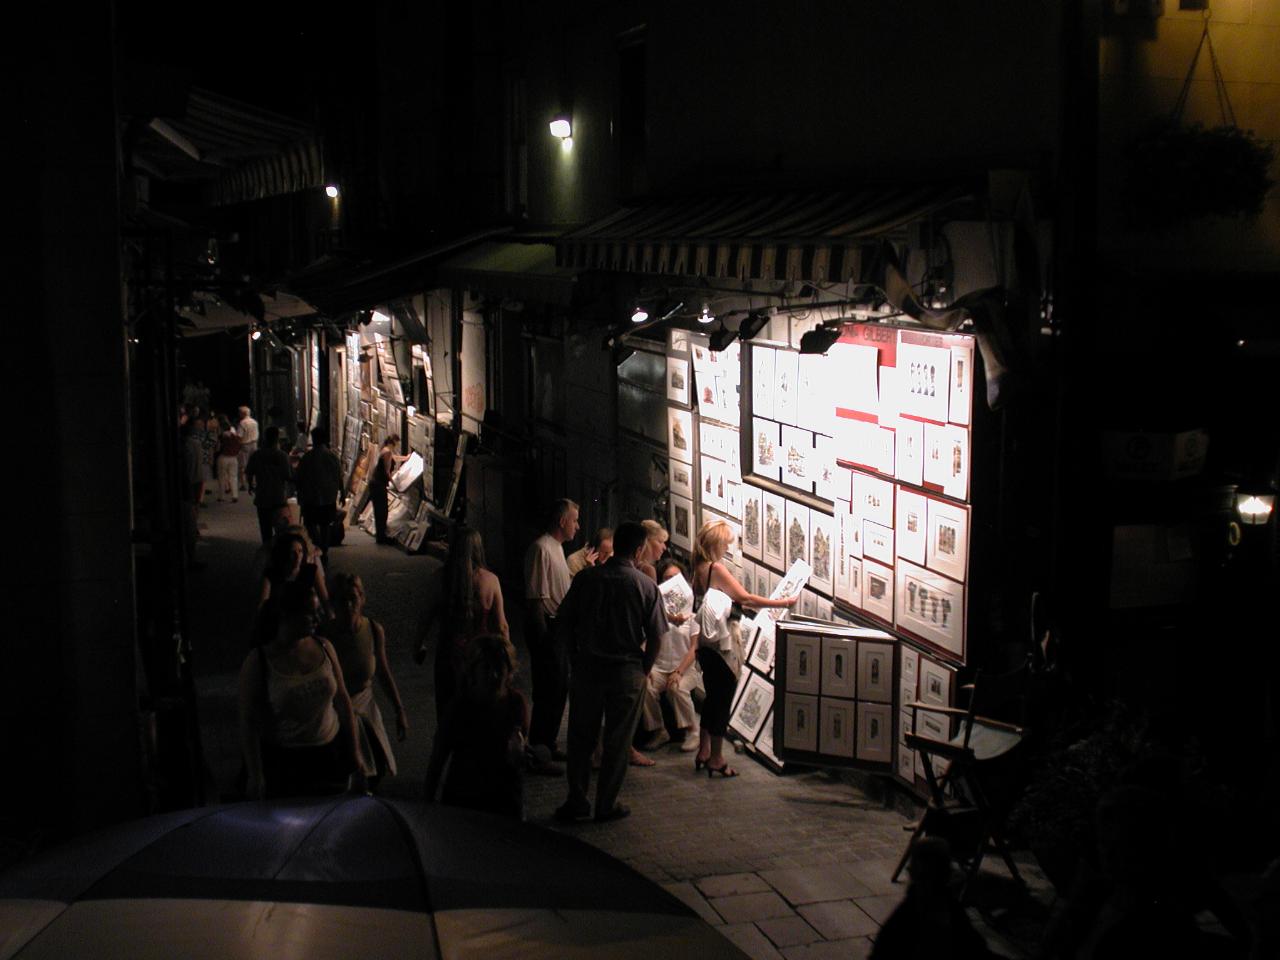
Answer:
690 519 796 777
238 587 363 799
640 559 705 752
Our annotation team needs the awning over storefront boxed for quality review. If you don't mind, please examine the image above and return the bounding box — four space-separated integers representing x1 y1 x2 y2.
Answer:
556 183 975 283
434 240 578 306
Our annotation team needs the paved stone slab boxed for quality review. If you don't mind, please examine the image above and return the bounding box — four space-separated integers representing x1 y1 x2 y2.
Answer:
781 937 874 960
697 872 773 898
757 915 824 948
797 899 880 940
711 891 796 924
718 922 785 960
760 866 875 905
662 881 724 928
841 857 905 896
852 892 905 925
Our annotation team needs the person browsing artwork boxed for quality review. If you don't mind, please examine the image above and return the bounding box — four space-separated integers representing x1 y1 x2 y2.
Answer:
522 498 578 760
367 433 408 545
566 526 613 577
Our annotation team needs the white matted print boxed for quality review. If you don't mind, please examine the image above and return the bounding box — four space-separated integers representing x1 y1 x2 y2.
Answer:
701 455 727 512
895 560 964 659
799 588 819 619
783 634 824 696
666 357 690 405
857 641 894 702
783 693 819 753
809 510 834 596
754 710 782 765
874 426 896 477
695 373 722 420
852 471 894 527
821 637 857 698
784 499 810 571
863 521 895 566
774 349 799 426
668 327 690 357
730 672 775 743
900 644 920 694
669 495 695 551
780 424 814 493
797 353 835 436
751 346 775 420
814 435 839 502
820 698 856 759
762 491 786 570
856 701 893 763
896 488 928 565
840 556 864 610
833 499 852 598
895 417 925 486
926 498 969 582
949 341 974 427
752 417 781 481
897 741 916 782
923 423 969 501
861 559 895 623
667 407 695 466
747 616 777 674
725 480 742 520
741 484 764 560
814 595 833 621
897 338 951 424
919 657 953 707
669 459 694 500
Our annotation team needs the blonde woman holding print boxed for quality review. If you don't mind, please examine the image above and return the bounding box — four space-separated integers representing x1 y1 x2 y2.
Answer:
690 518 796 777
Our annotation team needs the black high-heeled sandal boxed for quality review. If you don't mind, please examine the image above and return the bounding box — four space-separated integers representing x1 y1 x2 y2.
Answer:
706 761 738 778
694 755 709 772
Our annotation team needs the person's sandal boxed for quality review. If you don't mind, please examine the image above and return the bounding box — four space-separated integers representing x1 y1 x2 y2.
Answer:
694 756 710 772
706 761 738 778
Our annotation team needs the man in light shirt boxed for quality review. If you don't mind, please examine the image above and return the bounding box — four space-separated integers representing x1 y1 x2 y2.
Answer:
236 405 260 490
523 498 579 759
566 527 613 577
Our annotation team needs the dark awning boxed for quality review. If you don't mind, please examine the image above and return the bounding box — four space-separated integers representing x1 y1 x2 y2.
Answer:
556 183 976 283
434 240 579 306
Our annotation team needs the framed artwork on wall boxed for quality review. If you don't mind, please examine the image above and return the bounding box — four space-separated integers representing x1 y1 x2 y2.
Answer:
949 342 974 427
833 499 851 598
669 494 694 552
784 499 810 570
809 510 835 596
785 632 821 694
747 616 776 675
751 346 775 420
752 417 781 481
700 455 726 512
762 489 786 570
783 693 818 753
861 559 895 623
897 337 951 424
863 520 895 566
856 702 893 763
667 357 690 406
696 373 722 421
895 417 925 486
667 407 694 466
669 459 695 501
919 656 953 707
797 353 835 436
926 498 969 582
923 423 969 500
742 484 764 560
774 349 799 426
857 641 894 702
820 698 856 758
839 556 864 610
814 434 839 502
896 488 928 565
729 672 774 744
725 480 742 520
668 328 690 357
897 740 916 782
780 424 814 492
895 560 965 659
852 471 894 528
821 637 857 698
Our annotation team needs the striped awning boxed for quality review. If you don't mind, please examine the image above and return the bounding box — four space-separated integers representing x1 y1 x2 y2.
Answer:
556 183 975 283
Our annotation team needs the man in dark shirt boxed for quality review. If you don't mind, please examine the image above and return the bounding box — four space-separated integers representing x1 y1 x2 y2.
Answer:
554 521 665 824
296 426 344 563
244 426 292 545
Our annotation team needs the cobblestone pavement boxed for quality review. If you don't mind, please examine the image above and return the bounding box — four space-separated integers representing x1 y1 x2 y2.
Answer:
189 500 1049 959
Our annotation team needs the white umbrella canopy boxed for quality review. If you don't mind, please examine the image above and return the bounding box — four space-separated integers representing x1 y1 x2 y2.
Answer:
0 797 744 960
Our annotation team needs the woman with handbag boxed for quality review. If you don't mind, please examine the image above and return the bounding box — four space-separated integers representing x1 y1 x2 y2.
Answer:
690 519 797 778
237 587 364 799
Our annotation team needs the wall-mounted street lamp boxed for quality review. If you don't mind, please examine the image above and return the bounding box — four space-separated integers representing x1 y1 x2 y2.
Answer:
549 114 572 140
630 304 649 324
325 184 340 199
250 327 262 341
1237 492 1275 525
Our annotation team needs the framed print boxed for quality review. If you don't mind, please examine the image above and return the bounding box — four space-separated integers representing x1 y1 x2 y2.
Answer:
658 572 695 623
780 425 814 492
699 420 722 460
741 484 764 560
751 346 775 420
725 480 742 521
730 672 774 743
799 588 819 619
898 708 913 747
785 632 821 694
797 353 835 436
669 494 694 552
669 459 694 500
667 357 690 405
668 327 690 358
752 417 781 481
747 616 776 674
774 349 799 425
897 742 916 782
863 521 895 566
833 499 852 598
857 641 894 702
739 561 756 598
701 455 726 512
919 657 953 707
874 426 896 477
829 340 879 416
809 510 835 596
696 373 722 420
784 499 810 570
763 490 786 569
897 337 951 424
821 637 857 698
814 435 839 502
841 556 864 609
667 407 695 466
949 341 974 427
923 424 969 500
852 471 894 527
815 595 833 621
916 708 951 750
926 498 969 582
772 559 813 608
895 560 965 659
843 500 863 559
730 659 754 715
856 702 893 763
764 567 781 598
783 694 818 753
896 488 928 565
861 559 895 623
819 698 856 758
900 644 920 697
895 417 925 486
754 711 783 768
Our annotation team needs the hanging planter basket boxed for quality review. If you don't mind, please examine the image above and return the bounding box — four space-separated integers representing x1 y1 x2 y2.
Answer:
1122 16 1275 227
